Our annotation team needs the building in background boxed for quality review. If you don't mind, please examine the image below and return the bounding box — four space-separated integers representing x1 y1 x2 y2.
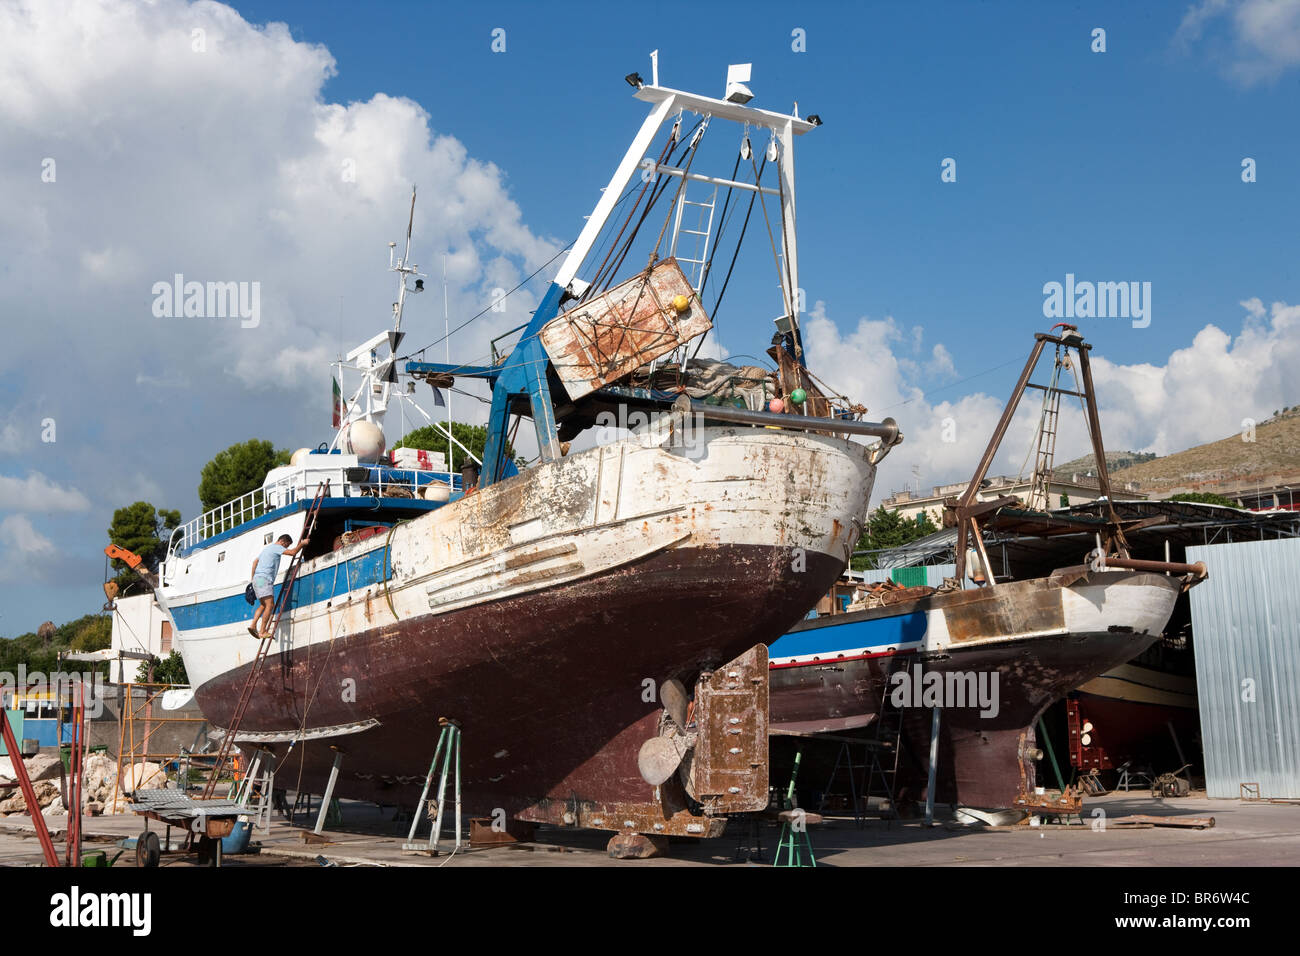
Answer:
107 594 172 682
880 473 1146 527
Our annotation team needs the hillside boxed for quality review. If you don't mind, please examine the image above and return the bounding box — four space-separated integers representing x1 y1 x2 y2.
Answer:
1055 450 1157 476
1110 407 1300 492
0 614 111 677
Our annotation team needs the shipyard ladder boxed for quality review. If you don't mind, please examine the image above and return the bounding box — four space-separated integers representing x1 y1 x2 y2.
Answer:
818 652 908 825
864 653 909 819
199 480 330 801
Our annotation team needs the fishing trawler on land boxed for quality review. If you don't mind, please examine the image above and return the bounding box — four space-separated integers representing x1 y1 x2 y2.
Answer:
766 326 1207 812
116 59 903 845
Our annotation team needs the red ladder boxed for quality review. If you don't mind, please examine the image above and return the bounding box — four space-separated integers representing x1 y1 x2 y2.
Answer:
199 481 329 800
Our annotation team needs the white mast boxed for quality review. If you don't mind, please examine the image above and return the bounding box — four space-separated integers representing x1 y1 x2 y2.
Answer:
443 254 452 471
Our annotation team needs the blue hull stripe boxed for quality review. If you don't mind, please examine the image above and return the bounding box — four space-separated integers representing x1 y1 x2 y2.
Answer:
769 610 928 659
170 547 392 631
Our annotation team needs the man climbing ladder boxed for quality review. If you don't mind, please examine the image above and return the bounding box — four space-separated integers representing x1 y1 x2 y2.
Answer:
248 533 310 638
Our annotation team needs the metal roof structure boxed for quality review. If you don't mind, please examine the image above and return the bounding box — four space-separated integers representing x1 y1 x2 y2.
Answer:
854 499 1300 577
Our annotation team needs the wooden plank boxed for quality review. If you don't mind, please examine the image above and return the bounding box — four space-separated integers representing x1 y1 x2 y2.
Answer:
1108 814 1216 829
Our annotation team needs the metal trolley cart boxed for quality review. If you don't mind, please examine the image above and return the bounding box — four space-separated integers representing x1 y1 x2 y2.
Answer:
129 789 247 868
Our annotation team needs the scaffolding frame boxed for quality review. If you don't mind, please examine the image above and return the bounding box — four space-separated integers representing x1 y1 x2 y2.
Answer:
112 682 214 811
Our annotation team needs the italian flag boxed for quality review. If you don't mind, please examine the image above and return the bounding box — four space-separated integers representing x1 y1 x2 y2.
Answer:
332 377 347 427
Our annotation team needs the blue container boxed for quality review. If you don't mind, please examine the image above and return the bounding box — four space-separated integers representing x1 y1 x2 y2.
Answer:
222 821 251 854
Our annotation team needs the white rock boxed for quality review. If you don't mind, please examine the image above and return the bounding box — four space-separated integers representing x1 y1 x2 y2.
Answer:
123 761 166 791
0 793 27 813
82 754 120 801
32 780 60 807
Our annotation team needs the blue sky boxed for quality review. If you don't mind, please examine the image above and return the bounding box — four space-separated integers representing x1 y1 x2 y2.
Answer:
235 0 1298 374
2 0 1298 635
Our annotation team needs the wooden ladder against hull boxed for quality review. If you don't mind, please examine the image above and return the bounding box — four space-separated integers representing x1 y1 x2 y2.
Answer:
199 480 330 801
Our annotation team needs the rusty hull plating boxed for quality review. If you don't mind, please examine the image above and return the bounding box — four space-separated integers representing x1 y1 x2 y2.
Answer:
769 568 1185 809
190 421 876 837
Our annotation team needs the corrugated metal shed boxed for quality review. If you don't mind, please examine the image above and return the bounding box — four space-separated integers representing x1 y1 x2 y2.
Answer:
1186 538 1300 799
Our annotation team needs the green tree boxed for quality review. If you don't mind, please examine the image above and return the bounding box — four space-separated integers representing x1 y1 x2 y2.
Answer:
851 507 939 570
68 616 111 653
394 421 516 472
136 650 189 685
1170 492 1239 509
198 439 290 513
107 502 181 592
0 613 110 680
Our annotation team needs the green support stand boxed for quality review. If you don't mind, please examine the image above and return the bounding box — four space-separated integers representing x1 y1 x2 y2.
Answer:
773 748 816 867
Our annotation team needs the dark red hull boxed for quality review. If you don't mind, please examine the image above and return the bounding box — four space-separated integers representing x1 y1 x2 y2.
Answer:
770 631 1160 808
196 543 840 825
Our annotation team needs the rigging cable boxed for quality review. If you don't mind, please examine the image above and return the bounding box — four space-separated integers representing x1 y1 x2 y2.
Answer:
582 123 687 298
749 151 793 322
691 154 767 360
589 117 704 298
403 141 681 363
588 120 712 370
405 244 572 362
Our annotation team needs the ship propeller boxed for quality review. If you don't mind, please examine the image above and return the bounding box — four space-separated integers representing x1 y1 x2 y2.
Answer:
636 678 697 786
660 677 688 728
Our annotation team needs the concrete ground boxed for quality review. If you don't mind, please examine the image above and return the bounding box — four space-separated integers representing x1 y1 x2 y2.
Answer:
2 791 1297 867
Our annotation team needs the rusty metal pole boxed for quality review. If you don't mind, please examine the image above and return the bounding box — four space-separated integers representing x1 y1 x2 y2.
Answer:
1075 345 1129 557
0 708 59 867
67 683 85 867
953 336 1050 581
970 516 998 589
112 683 127 814
143 662 154 763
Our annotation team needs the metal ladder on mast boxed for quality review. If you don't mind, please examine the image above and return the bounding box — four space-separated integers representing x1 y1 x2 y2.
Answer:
670 184 719 290
199 480 330 801
1028 352 1066 511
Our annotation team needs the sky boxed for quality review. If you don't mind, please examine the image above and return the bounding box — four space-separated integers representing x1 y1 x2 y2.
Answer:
1 0 1298 634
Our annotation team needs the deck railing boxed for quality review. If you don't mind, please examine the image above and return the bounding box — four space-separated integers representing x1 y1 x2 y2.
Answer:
168 474 303 558
166 469 461 561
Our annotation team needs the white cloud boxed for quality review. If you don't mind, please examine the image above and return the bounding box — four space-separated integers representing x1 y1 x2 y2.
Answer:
1175 0 1300 85
801 304 1041 502
1090 299 1300 455
0 514 58 582
801 298 1300 504
0 422 21 455
0 0 566 525
0 472 93 513
0 514 55 556
0 0 571 627
0 0 558 412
